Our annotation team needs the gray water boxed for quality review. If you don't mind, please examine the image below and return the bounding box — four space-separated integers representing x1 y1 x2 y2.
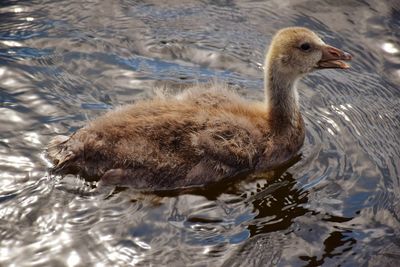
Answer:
0 0 399 266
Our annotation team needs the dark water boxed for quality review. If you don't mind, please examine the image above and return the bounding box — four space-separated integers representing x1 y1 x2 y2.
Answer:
1 0 399 266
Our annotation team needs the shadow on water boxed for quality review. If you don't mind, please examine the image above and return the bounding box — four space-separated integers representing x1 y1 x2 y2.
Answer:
143 154 303 198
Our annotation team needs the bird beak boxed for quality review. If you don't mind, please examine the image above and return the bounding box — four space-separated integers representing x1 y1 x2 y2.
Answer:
317 45 352 69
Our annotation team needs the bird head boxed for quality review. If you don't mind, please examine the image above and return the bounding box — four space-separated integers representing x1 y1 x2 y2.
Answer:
266 27 352 77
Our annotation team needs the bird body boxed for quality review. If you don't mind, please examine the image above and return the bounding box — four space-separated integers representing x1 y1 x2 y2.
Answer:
48 27 351 190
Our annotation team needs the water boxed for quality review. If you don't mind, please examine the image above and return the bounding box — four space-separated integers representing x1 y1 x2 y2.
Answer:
0 0 399 266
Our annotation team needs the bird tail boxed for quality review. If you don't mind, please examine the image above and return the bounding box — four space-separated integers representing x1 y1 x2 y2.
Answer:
47 135 74 169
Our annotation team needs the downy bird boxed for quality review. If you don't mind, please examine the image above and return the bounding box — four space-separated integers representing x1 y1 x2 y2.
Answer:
48 27 352 190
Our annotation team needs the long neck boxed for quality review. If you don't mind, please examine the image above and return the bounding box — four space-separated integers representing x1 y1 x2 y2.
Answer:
264 60 301 131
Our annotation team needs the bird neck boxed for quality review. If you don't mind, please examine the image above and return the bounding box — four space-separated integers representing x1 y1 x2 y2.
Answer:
264 60 301 131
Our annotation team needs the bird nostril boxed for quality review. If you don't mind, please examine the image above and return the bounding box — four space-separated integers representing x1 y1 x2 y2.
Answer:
325 46 352 60
329 49 341 58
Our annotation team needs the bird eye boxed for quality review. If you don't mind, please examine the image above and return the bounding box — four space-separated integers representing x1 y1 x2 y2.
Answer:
300 43 311 51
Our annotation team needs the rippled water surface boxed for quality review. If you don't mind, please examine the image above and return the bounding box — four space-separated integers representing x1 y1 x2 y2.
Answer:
1 0 399 266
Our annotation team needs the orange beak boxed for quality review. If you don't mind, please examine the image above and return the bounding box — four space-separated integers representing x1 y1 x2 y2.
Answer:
317 45 352 69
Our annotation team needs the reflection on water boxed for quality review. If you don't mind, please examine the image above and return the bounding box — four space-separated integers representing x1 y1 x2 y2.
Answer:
0 0 399 266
